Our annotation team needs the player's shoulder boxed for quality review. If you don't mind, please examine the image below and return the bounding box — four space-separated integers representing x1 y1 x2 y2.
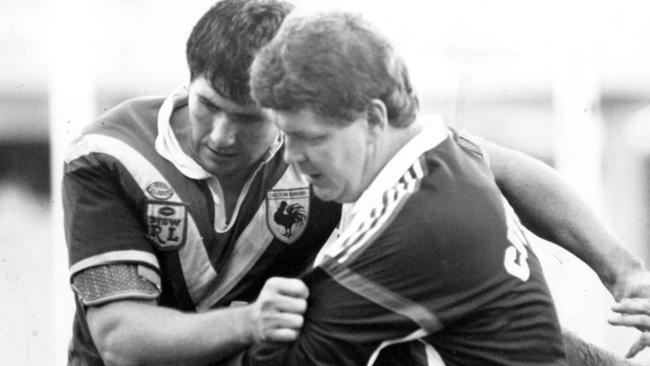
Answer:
396 144 505 240
89 95 166 134
69 97 164 151
66 95 168 161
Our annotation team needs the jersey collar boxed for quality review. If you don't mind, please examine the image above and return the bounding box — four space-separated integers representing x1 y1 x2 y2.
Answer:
154 85 283 180
315 114 448 267
341 114 448 231
155 85 210 180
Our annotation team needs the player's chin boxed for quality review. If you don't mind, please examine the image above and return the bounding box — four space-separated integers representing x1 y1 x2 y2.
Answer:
199 153 241 172
312 185 341 203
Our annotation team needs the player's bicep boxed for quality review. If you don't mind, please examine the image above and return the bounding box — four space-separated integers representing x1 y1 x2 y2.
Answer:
85 297 159 359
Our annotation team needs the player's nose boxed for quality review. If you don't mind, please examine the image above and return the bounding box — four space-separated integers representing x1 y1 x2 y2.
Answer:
283 134 307 166
208 115 237 147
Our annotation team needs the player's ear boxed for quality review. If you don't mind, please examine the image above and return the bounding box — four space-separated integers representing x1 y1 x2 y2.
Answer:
366 99 387 140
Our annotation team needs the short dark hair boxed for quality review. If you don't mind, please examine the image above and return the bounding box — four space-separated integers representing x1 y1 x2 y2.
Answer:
250 11 419 127
186 0 293 105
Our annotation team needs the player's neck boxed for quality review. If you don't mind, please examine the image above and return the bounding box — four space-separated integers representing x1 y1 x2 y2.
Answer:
171 106 193 157
360 121 423 198
215 163 258 221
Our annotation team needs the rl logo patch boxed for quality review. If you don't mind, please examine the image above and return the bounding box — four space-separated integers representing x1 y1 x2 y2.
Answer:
146 181 174 200
146 202 187 250
266 188 309 244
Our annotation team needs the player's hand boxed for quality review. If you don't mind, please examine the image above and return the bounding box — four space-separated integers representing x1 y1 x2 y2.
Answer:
247 277 309 344
609 297 650 358
612 269 650 302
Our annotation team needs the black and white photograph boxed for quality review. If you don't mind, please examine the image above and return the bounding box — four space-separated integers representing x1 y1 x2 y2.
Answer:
2 0 650 364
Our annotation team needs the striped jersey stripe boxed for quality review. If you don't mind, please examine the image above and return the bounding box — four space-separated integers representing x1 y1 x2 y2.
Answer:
66 133 218 306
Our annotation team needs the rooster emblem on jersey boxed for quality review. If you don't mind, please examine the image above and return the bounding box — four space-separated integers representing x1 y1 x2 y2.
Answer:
266 188 310 244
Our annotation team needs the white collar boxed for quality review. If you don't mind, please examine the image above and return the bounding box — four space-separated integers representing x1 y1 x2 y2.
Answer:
155 85 211 180
314 114 448 266
154 85 283 181
340 114 448 231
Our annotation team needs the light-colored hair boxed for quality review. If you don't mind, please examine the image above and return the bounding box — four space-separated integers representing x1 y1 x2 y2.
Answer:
250 11 419 127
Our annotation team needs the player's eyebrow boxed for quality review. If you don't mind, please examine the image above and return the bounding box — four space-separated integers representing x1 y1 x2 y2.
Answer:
283 129 325 140
198 95 220 108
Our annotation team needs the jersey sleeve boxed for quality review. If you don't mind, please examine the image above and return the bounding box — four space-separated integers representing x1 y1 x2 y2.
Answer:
64 145 161 303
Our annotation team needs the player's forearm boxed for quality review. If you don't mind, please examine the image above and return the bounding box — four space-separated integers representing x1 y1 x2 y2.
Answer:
486 142 644 297
88 300 254 365
563 330 642 366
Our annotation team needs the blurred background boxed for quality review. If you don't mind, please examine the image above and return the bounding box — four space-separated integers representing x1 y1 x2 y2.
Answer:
1 0 649 364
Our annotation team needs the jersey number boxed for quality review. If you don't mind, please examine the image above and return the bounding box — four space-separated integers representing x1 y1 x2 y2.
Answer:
503 202 530 281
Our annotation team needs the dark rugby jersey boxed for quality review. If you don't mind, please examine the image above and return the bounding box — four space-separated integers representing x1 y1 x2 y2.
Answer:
63 89 340 365
238 117 567 366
